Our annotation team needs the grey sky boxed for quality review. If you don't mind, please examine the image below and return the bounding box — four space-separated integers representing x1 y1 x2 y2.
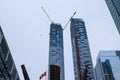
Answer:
0 0 120 80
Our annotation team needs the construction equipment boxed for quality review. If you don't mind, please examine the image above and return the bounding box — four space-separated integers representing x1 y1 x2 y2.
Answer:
41 6 76 31
41 7 53 23
63 12 76 30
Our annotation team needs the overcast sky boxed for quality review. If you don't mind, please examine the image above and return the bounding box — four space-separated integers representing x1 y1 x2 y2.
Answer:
0 0 120 80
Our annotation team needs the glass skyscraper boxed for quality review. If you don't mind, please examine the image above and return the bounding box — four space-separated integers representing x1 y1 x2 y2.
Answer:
70 18 94 80
0 26 20 80
105 0 120 34
48 23 65 80
95 50 120 80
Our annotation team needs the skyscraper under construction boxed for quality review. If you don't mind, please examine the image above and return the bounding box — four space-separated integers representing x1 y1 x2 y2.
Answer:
48 23 65 80
70 18 94 80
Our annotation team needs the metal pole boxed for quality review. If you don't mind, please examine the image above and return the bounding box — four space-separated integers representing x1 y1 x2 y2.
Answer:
45 75 46 80
21 64 30 80
45 70 47 80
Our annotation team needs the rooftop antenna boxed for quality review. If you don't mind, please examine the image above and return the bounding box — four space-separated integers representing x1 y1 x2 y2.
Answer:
63 12 76 30
41 7 53 23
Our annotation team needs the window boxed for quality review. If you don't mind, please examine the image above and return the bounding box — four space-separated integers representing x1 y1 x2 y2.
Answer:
0 37 8 57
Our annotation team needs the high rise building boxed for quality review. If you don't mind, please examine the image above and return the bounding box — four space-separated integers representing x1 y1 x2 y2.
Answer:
0 26 20 80
70 18 94 80
105 0 120 34
48 23 65 80
95 50 120 80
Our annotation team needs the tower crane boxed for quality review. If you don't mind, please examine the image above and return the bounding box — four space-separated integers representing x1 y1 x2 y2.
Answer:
41 7 53 23
63 12 76 30
41 6 76 30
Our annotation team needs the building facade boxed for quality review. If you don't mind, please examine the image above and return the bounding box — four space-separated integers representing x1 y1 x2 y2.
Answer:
105 0 120 34
70 18 94 80
48 23 65 80
0 26 20 80
95 50 120 80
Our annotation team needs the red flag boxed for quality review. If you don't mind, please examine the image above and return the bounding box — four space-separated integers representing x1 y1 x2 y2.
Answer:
39 71 46 80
